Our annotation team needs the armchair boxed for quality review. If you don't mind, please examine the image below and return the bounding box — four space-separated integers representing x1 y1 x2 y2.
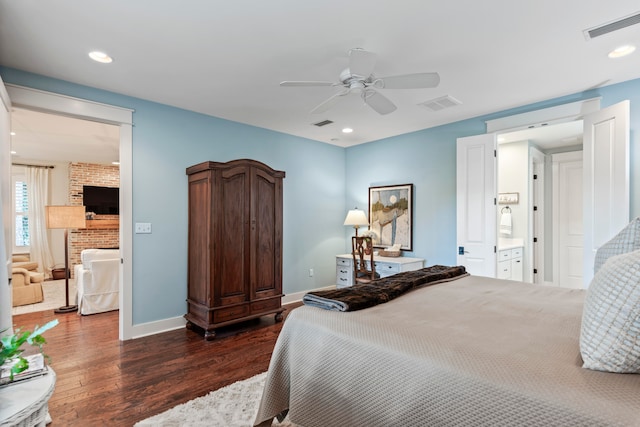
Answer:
12 267 45 307
74 249 120 315
12 255 38 272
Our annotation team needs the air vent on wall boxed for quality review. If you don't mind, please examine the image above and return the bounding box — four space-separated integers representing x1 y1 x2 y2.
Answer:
312 119 334 127
584 11 640 40
418 95 462 112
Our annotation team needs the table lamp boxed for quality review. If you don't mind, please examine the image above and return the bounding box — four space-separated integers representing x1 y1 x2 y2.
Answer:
46 206 86 313
343 208 369 236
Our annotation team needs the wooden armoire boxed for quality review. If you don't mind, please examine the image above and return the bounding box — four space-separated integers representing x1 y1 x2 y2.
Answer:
185 159 285 340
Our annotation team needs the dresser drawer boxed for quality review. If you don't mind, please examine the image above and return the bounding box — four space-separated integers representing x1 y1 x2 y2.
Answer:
512 247 523 258
213 304 250 323
374 262 400 276
499 249 512 261
336 265 352 288
336 258 352 267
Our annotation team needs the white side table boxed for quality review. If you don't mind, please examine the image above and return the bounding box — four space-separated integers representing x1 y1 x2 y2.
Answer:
0 368 56 427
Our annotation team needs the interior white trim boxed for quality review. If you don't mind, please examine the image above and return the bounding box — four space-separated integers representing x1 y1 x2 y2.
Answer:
0 78 10 113
131 315 186 340
282 285 335 305
6 84 135 341
485 98 601 134
528 147 545 284
5 84 133 125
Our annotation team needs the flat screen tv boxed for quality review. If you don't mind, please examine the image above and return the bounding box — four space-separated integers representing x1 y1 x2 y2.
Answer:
83 185 119 215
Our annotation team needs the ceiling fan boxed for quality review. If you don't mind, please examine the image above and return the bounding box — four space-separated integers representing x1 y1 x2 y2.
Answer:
280 48 440 115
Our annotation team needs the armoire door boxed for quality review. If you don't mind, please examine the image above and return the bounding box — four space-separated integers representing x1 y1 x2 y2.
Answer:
218 165 250 306
250 166 283 300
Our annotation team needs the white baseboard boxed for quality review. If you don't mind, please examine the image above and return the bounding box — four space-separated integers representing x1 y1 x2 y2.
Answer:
130 284 337 339
283 284 335 305
131 315 186 339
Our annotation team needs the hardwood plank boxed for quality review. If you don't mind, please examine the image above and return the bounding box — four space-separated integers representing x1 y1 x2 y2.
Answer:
11 302 300 426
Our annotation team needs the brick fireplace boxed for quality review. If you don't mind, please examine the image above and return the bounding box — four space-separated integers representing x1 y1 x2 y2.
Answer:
68 162 119 269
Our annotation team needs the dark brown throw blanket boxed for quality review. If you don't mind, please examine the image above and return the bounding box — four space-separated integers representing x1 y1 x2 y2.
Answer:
303 265 468 312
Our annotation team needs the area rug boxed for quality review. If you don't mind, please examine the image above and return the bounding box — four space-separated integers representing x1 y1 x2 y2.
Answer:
11 278 77 315
134 372 296 427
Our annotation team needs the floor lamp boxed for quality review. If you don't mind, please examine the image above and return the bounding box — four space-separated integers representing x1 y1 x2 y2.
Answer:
46 206 86 313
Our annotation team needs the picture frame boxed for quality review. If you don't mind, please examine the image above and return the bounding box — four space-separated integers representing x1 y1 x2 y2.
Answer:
368 184 413 251
498 192 519 204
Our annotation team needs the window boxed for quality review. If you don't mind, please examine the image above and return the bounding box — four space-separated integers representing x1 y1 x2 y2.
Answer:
13 176 30 250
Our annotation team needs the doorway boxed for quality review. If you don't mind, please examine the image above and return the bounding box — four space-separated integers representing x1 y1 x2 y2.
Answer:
5 83 134 340
10 107 121 313
497 120 583 287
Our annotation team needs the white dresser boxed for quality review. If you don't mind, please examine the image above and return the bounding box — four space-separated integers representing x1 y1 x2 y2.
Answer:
336 254 425 288
497 246 523 281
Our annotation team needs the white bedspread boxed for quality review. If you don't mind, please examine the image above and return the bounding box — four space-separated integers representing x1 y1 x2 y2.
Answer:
254 275 640 427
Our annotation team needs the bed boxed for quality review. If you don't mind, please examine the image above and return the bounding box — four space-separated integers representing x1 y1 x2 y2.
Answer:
254 267 640 426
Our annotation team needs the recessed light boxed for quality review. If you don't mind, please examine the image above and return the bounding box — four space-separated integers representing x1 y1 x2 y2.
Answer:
10 131 15 136
10 151 16 155
89 51 113 63
608 44 636 58
111 161 120 166
342 128 353 133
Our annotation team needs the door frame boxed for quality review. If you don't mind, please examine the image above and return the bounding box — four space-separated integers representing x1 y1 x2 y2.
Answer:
6 84 135 341
529 147 545 284
471 97 629 286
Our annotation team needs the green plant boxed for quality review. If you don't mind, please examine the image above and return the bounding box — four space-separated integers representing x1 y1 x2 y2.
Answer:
0 319 58 380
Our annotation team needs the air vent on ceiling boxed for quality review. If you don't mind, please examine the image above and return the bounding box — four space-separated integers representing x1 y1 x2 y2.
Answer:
312 119 334 127
419 95 462 112
584 11 640 40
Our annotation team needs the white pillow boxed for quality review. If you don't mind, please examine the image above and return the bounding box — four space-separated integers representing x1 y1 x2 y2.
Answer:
593 217 640 274
580 249 640 373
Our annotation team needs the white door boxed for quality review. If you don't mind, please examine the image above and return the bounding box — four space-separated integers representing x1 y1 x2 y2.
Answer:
0 77 13 334
456 134 497 277
583 101 630 286
553 152 583 288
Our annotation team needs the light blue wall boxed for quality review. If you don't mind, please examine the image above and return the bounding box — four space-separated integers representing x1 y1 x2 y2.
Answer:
1 67 346 325
345 80 640 267
3 65 639 327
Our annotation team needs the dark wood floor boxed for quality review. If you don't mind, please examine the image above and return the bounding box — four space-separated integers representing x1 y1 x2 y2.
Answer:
12 303 300 426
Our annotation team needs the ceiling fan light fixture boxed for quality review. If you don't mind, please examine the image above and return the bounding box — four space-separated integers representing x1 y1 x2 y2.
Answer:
608 44 636 58
342 128 353 133
89 51 113 63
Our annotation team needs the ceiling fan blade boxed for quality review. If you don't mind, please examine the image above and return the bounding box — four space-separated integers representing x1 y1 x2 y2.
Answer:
362 89 397 115
349 49 377 77
310 89 350 114
378 72 440 89
280 81 334 87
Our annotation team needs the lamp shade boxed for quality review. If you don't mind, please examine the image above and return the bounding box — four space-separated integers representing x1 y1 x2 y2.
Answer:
343 209 369 227
46 206 86 229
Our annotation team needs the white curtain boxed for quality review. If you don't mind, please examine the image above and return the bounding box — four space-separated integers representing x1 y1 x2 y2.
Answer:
26 166 55 276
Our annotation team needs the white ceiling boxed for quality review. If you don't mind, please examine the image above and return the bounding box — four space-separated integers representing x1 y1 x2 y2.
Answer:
10 108 119 165
1 1 639 158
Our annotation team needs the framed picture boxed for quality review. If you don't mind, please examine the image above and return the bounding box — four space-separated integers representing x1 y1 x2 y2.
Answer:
498 192 519 204
368 184 413 251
